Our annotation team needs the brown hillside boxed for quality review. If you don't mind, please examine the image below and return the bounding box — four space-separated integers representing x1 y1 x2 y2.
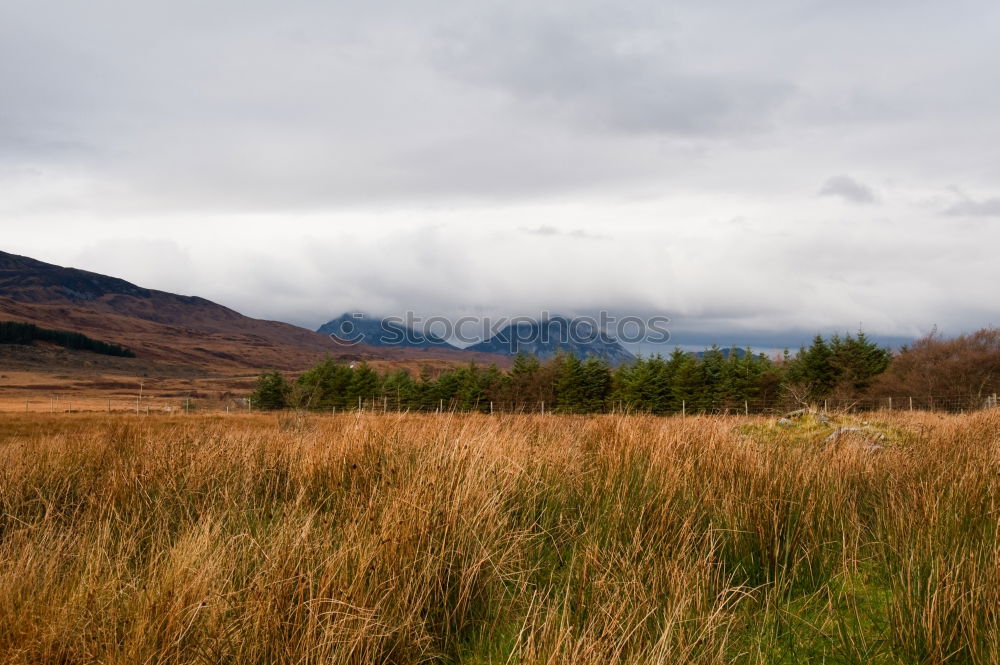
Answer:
0 251 506 371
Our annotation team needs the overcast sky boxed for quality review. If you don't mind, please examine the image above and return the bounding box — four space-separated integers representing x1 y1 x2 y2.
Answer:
2 0 998 350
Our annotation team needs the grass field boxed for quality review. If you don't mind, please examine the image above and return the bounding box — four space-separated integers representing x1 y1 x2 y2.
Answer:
1 411 998 664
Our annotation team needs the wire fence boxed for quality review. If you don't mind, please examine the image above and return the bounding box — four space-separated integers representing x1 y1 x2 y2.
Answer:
3 393 999 416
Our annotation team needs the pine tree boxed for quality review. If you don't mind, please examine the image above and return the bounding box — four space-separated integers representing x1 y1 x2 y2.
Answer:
251 371 290 410
454 363 495 411
610 357 640 411
699 346 727 410
508 353 541 410
381 369 418 410
296 356 352 409
671 352 702 413
789 335 838 401
348 363 380 409
555 354 585 413
830 331 892 393
579 356 612 412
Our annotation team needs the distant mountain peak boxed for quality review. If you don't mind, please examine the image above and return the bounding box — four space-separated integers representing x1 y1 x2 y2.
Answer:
317 312 459 351
466 315 634 365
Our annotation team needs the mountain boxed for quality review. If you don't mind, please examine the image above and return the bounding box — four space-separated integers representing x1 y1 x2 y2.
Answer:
466 316 635 366
0 250 490 370
0 251 634 372
318 313 459 351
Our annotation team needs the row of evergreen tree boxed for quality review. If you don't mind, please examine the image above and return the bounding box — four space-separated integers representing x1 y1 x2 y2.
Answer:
252 332 892 413
0 321 135 357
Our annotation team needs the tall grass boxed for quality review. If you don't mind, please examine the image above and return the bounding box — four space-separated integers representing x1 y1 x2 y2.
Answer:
0 410 997 663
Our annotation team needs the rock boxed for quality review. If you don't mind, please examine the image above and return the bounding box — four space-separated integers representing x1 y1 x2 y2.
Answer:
824 427 864 444
824 426 888 448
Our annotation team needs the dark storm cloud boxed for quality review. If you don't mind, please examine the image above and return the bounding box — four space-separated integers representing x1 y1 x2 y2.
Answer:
818 176 879 204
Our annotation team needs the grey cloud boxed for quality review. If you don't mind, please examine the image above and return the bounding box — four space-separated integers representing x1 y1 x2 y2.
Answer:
522 225 561 236
3 1 1000 346
0 0 706 212
9 203 994 353
520 225 608 240
430 9 794 137
3 1 999 213
943 196 1000 217
818 176 879 204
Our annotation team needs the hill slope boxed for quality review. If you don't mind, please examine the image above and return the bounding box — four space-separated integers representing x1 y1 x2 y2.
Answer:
0 251 491 370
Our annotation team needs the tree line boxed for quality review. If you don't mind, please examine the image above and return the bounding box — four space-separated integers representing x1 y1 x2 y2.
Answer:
250 328 989 414
0 321 135 358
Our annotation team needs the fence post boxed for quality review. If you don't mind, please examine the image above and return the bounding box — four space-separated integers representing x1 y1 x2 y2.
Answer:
888 397 892 410
541 401 545 415
682 400 686 417
909 396 913 411
490 401 493 414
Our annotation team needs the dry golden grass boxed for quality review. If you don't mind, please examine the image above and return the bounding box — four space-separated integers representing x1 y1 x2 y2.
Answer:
0 411 998 664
